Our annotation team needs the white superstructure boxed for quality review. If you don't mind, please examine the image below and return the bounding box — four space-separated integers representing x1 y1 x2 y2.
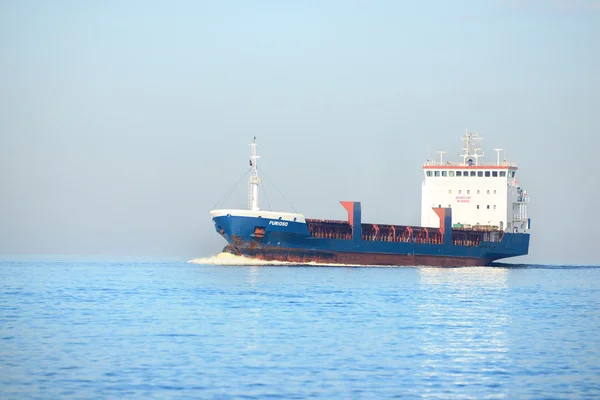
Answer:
421 131 530 233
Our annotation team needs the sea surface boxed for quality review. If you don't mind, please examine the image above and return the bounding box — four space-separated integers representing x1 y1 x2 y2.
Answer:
1 256 599 399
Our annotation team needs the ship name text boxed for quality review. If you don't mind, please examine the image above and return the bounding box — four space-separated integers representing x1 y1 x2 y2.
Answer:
269 221 289 226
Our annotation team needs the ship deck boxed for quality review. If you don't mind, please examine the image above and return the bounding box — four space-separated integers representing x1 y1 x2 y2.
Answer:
306 219 503 247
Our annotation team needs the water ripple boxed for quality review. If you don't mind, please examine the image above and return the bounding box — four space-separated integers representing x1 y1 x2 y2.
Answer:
1 260 599 398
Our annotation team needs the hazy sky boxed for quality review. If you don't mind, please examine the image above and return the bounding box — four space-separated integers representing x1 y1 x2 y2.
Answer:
1 0 599 264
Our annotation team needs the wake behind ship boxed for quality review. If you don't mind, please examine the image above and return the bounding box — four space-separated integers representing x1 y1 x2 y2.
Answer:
209 133 530 266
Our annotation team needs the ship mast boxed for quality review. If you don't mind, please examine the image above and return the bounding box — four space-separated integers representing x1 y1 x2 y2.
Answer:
248 137 260 211
460 130 484 166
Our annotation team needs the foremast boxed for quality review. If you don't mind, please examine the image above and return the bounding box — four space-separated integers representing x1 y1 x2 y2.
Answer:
248 137 260 211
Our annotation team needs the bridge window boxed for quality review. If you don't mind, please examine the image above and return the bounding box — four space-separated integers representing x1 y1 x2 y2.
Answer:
458 190 462 194
470 171 476 177
477 171 483 177
435 171 440 177
492 171 498 177
500 171 507 177
449 171 455 177
485 171 491 177
477 205 480 209
487 205 490 209
442 171 447 177
456 171 462 177
426 171 432 177
511 171 516 178
487 190 490 194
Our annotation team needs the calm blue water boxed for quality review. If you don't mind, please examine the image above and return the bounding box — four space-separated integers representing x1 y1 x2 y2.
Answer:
1 260 599 399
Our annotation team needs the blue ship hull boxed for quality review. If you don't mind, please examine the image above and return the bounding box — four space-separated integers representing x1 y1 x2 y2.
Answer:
211 202 529 266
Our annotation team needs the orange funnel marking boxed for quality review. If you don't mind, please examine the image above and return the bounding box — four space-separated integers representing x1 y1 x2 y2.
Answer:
340 201 355 227
433 208 447 235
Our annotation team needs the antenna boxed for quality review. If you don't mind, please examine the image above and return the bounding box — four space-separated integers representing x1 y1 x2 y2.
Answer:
471 132 484 166
427 141 430 164
436 151 446 165
460 129 471 165
459 130 485 165
493 149 503 166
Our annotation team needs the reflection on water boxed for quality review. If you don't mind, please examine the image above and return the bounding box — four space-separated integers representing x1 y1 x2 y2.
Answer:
246 265 261 286
418 268 510 397
419 266 509 286
245 267 261 349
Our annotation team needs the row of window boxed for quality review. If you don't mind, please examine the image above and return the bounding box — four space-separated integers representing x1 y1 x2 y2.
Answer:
450 189 496 195
426 170 516 178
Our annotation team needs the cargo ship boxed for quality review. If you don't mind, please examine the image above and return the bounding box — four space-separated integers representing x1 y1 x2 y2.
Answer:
209 132 530 266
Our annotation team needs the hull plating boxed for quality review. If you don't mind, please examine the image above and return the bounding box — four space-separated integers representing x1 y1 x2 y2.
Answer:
212 214 529 267
223 245 491 267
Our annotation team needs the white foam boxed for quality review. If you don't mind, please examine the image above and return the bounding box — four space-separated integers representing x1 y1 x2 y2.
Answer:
188 252 297 266
187 252 409 267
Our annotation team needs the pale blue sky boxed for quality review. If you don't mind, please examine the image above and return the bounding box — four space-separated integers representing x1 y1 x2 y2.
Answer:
1 0 599 264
